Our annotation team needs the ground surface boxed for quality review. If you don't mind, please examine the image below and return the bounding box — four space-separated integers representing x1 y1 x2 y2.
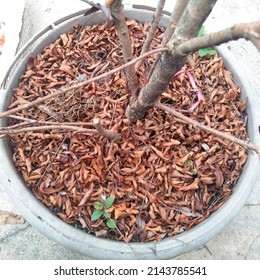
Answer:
0 0 260 259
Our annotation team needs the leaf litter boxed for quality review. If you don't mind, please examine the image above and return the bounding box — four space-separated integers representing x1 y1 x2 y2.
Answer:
8 20 248 242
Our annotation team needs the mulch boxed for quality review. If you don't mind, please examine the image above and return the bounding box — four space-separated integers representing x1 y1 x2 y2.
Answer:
8 19 248 242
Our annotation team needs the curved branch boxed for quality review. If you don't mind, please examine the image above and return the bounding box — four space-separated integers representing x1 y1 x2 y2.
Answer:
177 22 260 55
2 116 121 142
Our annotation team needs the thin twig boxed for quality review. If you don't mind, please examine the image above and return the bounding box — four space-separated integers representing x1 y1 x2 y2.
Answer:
155 102 260 157
135 0 166 71
0 47 168 120
0 125 97 135
8 115 94 127
93 117 121 142
1 121 32 130
36 133 70 189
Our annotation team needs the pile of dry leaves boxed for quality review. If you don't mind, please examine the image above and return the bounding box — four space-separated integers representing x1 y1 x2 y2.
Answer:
8 20 248 242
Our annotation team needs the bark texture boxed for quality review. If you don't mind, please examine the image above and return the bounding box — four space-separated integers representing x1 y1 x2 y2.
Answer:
135 0 166 71
148 0 190 78
178 22 260 54
126 0 217 122
161 0 190 48
109 0 139 94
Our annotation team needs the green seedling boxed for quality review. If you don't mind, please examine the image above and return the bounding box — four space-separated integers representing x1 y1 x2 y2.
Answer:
197 26 215 57
183 159 193 167
91 196 116 229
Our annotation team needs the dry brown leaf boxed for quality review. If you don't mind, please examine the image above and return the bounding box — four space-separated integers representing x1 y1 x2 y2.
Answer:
173 206 202 218
215 165 224 187
78 184 94 207
150 146 170 162
60 60 76 77
158 206 168 220
155 165 169 173
60 34 69 46
178 178 200 191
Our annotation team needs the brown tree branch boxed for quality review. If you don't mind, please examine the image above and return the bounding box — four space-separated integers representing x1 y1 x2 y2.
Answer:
0 47 168 119
149 0 190 78
127 0 217 122
167 0 217 47
161 0 190 46
5 115 94 127
93 117 121 142
135 0 166 71
177 22 260 55
109 0 139 94
2 116 121 142
1 120 31 131
155 102 260 157
0 125 97 135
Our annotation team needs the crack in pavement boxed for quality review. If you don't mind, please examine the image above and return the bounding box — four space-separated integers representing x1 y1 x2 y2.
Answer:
0 223 30 243
245 203 260 207
244 235 260 259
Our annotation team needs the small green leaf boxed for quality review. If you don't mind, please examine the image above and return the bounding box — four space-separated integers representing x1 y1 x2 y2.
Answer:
91 210 103 221
207 49 215 55
199 48 215 57
197 25 205 37
103 211 110 218
199 48 209 57
106 218 116 229
105 196 115 209
184 160 192 167
94 201 103 210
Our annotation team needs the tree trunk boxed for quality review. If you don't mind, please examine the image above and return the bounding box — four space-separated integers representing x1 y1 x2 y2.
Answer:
126 0 217 122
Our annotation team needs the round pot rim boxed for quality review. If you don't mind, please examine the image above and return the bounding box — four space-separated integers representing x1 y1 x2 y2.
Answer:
0 5 260 259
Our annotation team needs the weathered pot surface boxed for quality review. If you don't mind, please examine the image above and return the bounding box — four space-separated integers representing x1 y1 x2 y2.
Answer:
0 5 259 259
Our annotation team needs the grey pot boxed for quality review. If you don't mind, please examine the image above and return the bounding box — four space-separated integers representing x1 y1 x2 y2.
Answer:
0 5 259 259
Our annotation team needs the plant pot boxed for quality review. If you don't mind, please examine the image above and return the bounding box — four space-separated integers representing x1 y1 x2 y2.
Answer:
0 5 260 259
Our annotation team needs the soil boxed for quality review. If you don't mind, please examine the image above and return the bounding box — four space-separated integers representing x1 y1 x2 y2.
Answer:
8 19 248 242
